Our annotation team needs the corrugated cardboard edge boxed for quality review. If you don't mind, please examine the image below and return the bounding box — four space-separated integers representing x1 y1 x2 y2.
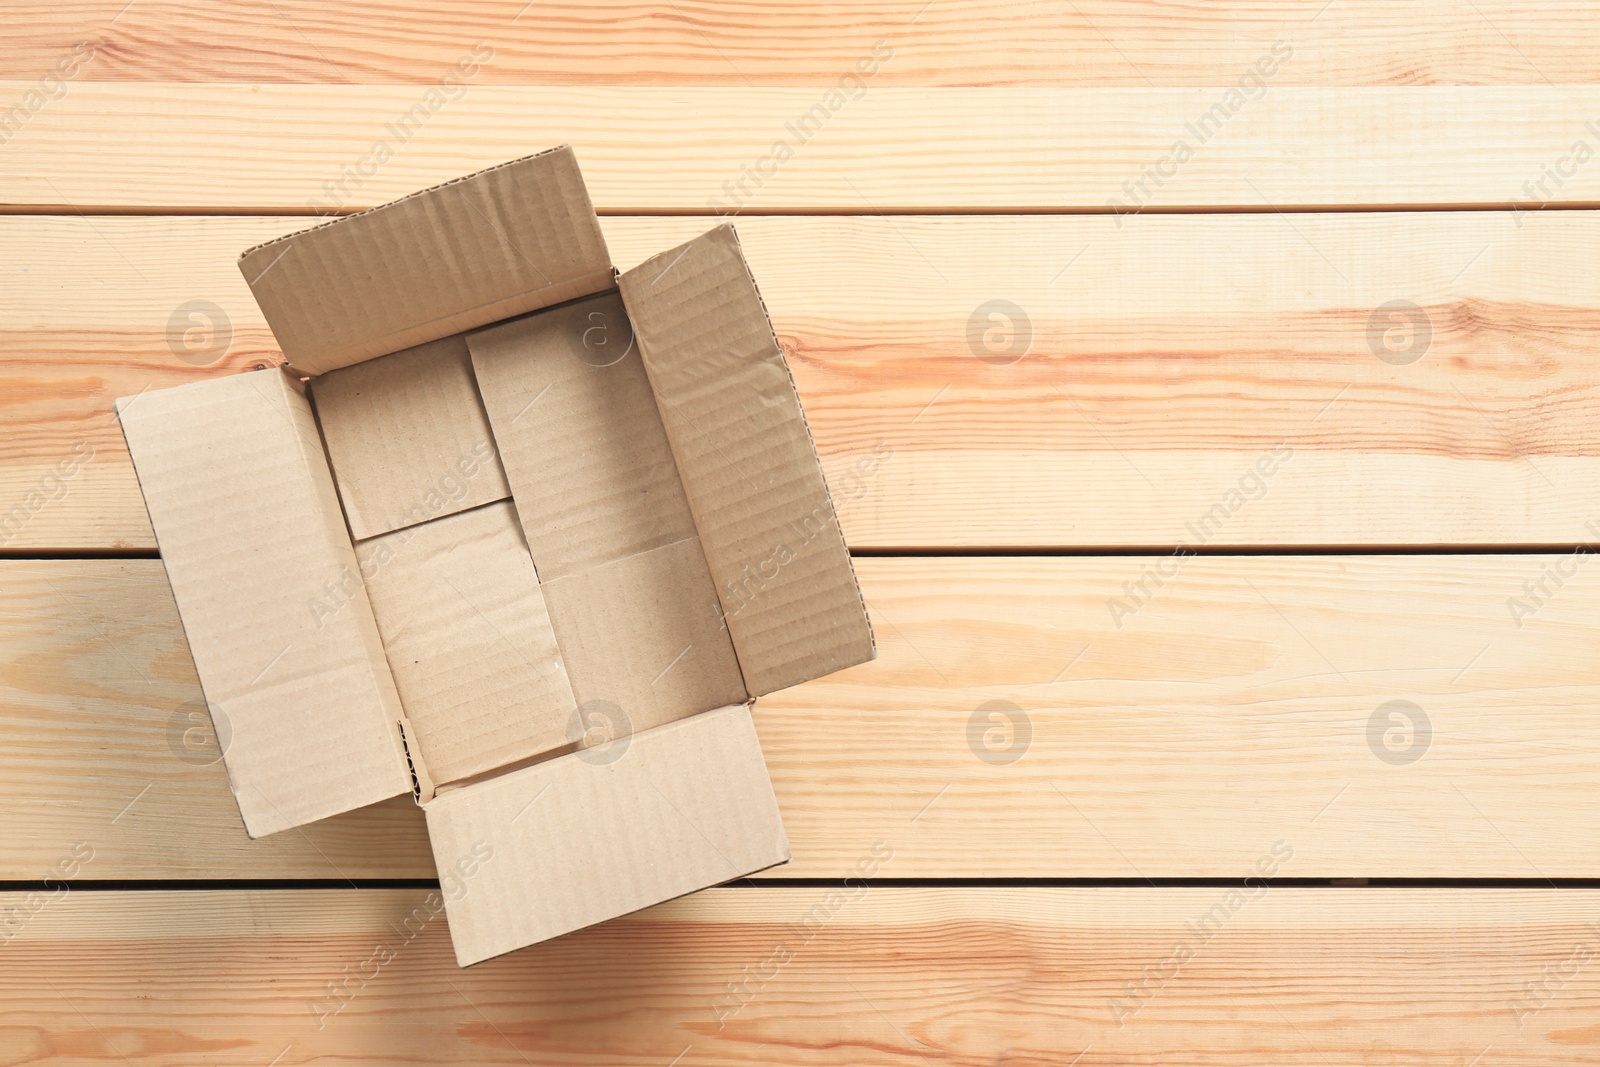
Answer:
717 226 875 668
114 369 414 837
239 145 615 375
706 241 877 689
238 146 569 262
396 716 437 803
618 225 876 695
307 334 513 541
424 703 790 967
717 227 872 646
115 407 257 839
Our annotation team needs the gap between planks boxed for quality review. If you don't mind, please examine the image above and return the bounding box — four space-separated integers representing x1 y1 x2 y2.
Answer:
5 85 1600 212
4 887 1599 1065
8 0 1600 86
5 211 1600 552
5 555 1600 881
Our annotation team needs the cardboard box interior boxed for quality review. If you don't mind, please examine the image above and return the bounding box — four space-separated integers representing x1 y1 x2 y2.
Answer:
312 290 749 794
116 146 875 964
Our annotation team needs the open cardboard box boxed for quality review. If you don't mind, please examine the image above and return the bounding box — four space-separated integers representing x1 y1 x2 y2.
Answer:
115 146 875 966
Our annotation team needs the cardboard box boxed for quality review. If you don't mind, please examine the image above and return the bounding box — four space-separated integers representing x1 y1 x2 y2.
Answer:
115 146 875 966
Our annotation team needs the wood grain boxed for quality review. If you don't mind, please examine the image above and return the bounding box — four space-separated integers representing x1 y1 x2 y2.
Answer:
7 1 1600 86
5 212 1600 552
5 85 1600 212
7 555 1600 880
6 886 1600 1065
3 1 1591 1055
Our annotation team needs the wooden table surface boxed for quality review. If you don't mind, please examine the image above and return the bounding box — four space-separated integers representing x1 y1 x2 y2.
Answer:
5 3 1600 1063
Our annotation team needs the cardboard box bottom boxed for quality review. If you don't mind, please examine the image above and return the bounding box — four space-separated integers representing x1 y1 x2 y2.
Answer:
358 501 577 787
424 703 789 966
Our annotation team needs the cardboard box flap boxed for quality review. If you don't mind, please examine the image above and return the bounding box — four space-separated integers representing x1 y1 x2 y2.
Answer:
358 501 578 786
466 295 749 729
311 335 512 541
618 225 875 696
424 704 789 967
466 291 700 580
239 146 615 377
115 369 413 837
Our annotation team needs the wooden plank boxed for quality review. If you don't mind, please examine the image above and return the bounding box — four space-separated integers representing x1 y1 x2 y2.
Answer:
5 886 1599 1064
5 211 1600 552
7 1 1600 86
6 555 1600 880
5 85 1600 212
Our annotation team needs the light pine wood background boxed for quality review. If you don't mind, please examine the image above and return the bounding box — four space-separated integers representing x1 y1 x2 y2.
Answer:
3 2 1600 1063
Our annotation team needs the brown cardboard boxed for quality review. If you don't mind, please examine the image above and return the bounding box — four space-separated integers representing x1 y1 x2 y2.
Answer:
468 294 747 734
115 368 411 838
467 291 698 580
114 148 875 967
619 226 876 695
357 501 576 786
540 536 749 736
239 146 613 377
424 703 789 967
311 335 510 540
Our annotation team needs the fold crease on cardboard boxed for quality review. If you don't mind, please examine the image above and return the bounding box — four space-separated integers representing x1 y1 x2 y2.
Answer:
116 145 874 965
426 703 789 966
311 335 511 541
239 146 614 376
619 225 875 695
116 369 412 838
